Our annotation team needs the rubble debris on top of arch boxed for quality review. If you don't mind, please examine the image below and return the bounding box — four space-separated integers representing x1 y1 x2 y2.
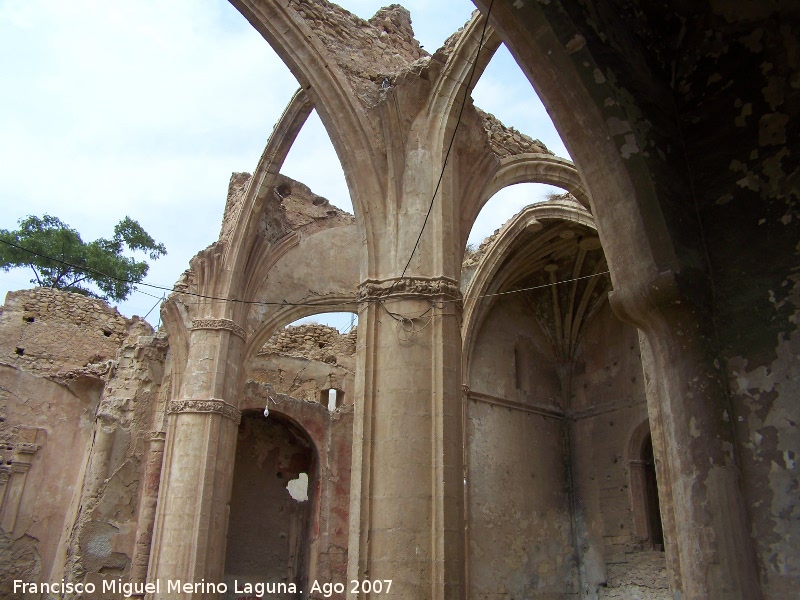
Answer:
477 108 553 159
219 172 354 245
289 0 427 105
260 323 357 365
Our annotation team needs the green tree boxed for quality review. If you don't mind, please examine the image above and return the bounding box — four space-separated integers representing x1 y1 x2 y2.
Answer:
0 214 167 302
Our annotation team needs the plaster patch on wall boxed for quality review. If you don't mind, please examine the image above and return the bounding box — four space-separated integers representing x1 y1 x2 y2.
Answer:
566 34 586 54
759 113 789 146
727 276 800 583
87 534 113 558
689 416 701 438
620 134 640 159
783 450 796 471
607 117 632 136
287 472 309 502
594 68 607 84
735 102 753 127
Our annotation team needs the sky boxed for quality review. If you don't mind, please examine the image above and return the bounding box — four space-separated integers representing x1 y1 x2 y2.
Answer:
0 0 569 330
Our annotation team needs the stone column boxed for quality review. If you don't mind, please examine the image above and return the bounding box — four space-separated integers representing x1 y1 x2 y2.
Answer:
611 272 761 600
129 432 166 594
348 277 464 599
146 319 245 600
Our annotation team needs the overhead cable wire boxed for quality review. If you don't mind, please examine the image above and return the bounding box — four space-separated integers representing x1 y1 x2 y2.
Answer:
0 237 610 310
142 294 165 320
0 237 358 309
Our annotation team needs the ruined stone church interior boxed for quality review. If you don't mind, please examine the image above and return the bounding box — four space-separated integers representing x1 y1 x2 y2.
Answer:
1 0 798 599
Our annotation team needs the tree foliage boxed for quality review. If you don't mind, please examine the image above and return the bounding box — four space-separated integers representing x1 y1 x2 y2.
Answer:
0 214 167 302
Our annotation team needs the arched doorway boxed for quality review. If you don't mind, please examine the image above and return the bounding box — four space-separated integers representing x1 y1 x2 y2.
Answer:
223 410 317 596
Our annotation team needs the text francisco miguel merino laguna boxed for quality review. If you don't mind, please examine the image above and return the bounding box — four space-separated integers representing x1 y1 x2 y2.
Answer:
13 578 302 597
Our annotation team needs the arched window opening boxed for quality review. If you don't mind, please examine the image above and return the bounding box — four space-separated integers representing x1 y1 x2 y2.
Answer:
629 425 665 550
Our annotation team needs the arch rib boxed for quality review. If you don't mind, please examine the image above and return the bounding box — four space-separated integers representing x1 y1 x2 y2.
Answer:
245 296 358 359
229 0 385 247
485 153 590 210
226 89 312 287
425 13 501 151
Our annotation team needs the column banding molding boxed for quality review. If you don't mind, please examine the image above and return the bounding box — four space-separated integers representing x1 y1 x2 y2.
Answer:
167 399 242 424
191 318 247 342
357 275 463 303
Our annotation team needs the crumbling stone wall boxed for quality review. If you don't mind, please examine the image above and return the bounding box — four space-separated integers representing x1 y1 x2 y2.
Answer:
464 208 668 599
262 324 357 365
467 294 576 597
478 108 552 159
62 324 168 588
0 288 129 377
289 0 426 105
254 324 357 407
0 289 141 597
218 171 251 244
467 295 666 599
599 552 669 599
218 171 354 251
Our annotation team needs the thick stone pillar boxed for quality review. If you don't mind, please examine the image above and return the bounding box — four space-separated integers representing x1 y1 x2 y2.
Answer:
146 319 245 600
611 272 760 600
349 277 464 599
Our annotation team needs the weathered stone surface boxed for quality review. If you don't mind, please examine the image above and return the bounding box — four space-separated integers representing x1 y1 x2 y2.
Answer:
288 0 426 105
0 288 129 378
2 0 799 598
478 107 553 158
0 289 145 597
262 323 357 362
